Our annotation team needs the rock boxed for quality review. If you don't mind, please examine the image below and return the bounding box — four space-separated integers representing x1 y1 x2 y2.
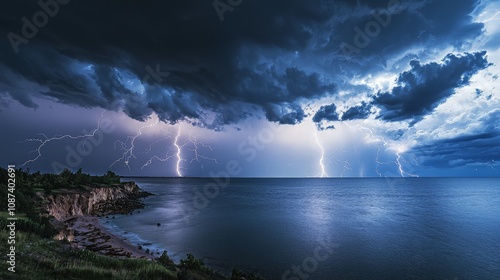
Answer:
41 182 153 220
40 182 155 259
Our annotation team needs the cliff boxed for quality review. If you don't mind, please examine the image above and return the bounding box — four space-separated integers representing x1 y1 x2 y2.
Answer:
41 181 152 221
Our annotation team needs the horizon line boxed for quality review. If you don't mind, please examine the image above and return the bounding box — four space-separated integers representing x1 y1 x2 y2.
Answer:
120 176 500 179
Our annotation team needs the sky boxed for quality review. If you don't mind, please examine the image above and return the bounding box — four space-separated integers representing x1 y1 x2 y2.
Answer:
0 0 499 177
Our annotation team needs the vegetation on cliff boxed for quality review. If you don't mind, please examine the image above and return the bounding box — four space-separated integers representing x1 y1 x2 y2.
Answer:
0 168 263 280
0 168 122 237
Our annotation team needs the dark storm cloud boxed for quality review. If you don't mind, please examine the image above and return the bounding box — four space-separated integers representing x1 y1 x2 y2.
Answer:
341 102 372 121
374 51 491 123
333 0 485 71
263 102 306 125
411 109 500 168
0 0 343 128
413 133 500 168
312 103 339 123
0 0 488 129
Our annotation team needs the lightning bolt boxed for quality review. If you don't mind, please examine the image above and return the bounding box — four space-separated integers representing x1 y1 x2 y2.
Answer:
339 159 352 177
374 148 391 177
483 10 500 22
174 123 183 177
343 122 418 177
140 122 219 176
187 134 219 167
139 128 177 170
20 111 106 167
324 143 354 177
395 150 418 177
322 152 352 177
480 159 496 170
110 118 160 170
21 109 218 176
342 122 390 177
138 128 173 155
313 126 328 178
175 123 220 176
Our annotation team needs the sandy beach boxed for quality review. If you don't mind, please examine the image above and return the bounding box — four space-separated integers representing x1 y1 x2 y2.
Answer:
63 216 154 259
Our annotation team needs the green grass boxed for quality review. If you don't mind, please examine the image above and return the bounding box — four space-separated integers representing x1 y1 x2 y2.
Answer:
0 229 178 280
0 228 262 280
0 212 27 220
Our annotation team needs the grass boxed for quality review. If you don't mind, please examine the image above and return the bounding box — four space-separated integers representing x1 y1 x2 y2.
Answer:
0 227 262 280
0 228 177 280
0 212 27 220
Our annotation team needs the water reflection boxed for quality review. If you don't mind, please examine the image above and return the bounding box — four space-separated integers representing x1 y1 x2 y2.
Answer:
106 177 500 279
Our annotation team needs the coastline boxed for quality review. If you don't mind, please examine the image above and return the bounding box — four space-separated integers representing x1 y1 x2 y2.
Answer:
44 181 264 279
45 182 158 259
0 168 265 279
64 215 154 259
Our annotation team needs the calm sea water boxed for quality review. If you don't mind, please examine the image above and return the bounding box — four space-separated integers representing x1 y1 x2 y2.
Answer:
102 178 500 279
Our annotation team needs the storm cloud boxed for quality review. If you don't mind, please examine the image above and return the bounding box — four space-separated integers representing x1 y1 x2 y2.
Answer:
0 0 490 129
0 0 340 128
313 103 339 123
341 102 372 121
0 0 498 176
374 51 491 124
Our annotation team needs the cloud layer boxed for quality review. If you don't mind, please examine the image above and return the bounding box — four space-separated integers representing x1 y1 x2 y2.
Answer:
0 0 490 128
0 0 498 176
374 51 491 124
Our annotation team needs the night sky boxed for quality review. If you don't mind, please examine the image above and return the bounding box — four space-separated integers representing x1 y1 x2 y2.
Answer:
0 0 499 177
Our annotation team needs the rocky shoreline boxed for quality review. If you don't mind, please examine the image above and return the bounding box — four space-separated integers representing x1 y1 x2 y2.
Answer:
41 182 155 258
64 216 153 258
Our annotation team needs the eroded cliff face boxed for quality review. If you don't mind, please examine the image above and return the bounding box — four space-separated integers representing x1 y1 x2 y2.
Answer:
42 182 151 221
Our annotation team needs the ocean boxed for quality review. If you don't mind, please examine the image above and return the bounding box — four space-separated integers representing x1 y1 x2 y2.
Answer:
101 177 500 279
